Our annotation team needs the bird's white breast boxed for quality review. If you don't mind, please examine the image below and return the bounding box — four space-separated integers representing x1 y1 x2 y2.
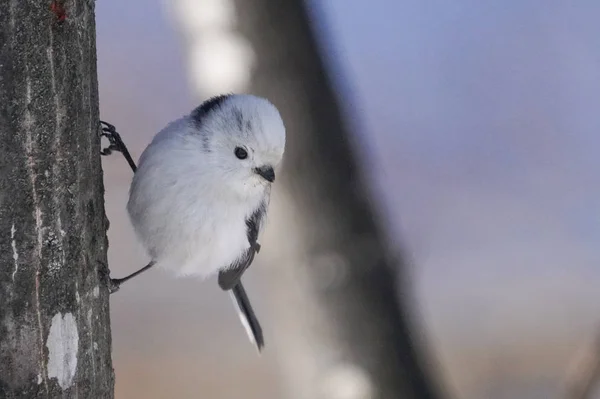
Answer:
127 123 266 279
166 197 252 277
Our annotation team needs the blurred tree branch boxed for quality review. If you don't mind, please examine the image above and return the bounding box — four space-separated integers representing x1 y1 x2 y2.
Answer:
0 1 114 397
230 0 446 398
564 329 600 399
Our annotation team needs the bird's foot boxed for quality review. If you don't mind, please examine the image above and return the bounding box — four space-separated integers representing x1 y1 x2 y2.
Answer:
97 260 122 294
107 279 121 294
99 121 121 156
99 120 138 172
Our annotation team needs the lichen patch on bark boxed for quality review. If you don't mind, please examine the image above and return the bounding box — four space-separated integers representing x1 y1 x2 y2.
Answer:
46 313 79 390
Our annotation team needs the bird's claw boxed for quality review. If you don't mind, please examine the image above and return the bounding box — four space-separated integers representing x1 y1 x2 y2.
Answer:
107 279 121 294
100 121 123 156
99 120 138 172
102 275 121 294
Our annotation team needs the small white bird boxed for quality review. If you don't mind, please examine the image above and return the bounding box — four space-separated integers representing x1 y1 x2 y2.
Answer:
107 94 286 352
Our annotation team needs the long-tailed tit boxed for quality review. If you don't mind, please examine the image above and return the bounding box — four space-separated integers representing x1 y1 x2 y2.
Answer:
101 94 286 352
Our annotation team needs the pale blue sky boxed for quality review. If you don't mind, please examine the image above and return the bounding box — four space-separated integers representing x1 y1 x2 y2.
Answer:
311 1 600 286
97 0 600 319
96 0 600 397
96 3 600 395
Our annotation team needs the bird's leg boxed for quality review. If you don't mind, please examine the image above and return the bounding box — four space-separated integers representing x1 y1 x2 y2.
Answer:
98 260 156 294
99 120 138 173
98 121 148 294
110 261 156 292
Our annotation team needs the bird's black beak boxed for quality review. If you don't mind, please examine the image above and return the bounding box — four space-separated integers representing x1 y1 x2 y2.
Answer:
254 165 275 183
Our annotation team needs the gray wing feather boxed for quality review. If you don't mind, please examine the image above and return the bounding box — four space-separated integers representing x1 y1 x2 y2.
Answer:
218 200 267 290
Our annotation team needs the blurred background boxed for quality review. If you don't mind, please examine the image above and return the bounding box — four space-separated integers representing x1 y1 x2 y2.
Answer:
97 1 600 398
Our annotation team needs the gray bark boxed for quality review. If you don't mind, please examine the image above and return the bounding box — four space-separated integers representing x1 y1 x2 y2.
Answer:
231 1 444 398
0 1 114 398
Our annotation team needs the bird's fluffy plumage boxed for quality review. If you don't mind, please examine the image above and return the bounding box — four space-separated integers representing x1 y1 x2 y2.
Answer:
127 94 286 278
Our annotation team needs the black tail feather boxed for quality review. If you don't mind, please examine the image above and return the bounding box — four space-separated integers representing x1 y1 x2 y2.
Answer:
230 282 264 352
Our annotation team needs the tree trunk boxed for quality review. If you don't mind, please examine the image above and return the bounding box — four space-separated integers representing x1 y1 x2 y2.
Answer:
230 1 445 398
0 1 114 398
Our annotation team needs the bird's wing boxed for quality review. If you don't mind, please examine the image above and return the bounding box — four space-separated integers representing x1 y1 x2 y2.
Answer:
218 247 257 290
218 199 267 290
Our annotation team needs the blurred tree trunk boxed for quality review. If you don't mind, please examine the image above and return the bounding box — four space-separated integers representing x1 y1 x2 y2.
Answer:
564 330 600 399
231 1 444 398
0 1 114 398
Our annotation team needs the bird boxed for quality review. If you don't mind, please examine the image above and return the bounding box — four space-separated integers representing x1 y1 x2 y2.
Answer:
105 94 286 352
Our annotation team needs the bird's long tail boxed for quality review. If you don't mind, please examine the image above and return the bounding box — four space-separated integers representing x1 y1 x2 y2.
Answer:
230 282 264 352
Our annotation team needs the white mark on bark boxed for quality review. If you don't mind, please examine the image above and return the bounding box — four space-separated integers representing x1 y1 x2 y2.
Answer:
35 271 47 392
45 229 65 273
46 44 60 124
55 216 64 265
9 0 17 31
47 28 67 276
34 208 42 257
37 374 42 384
24 78 35 193
24 75 49 393
11 224 19 281
47 313 79 390
92 286 99 298
23 78 43 260
87 308 96 375
321 363 374 399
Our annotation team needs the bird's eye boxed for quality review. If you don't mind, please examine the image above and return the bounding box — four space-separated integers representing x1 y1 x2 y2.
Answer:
234 147 248 160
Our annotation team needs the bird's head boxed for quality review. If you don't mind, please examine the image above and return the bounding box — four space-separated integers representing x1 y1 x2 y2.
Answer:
189 94 286 199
